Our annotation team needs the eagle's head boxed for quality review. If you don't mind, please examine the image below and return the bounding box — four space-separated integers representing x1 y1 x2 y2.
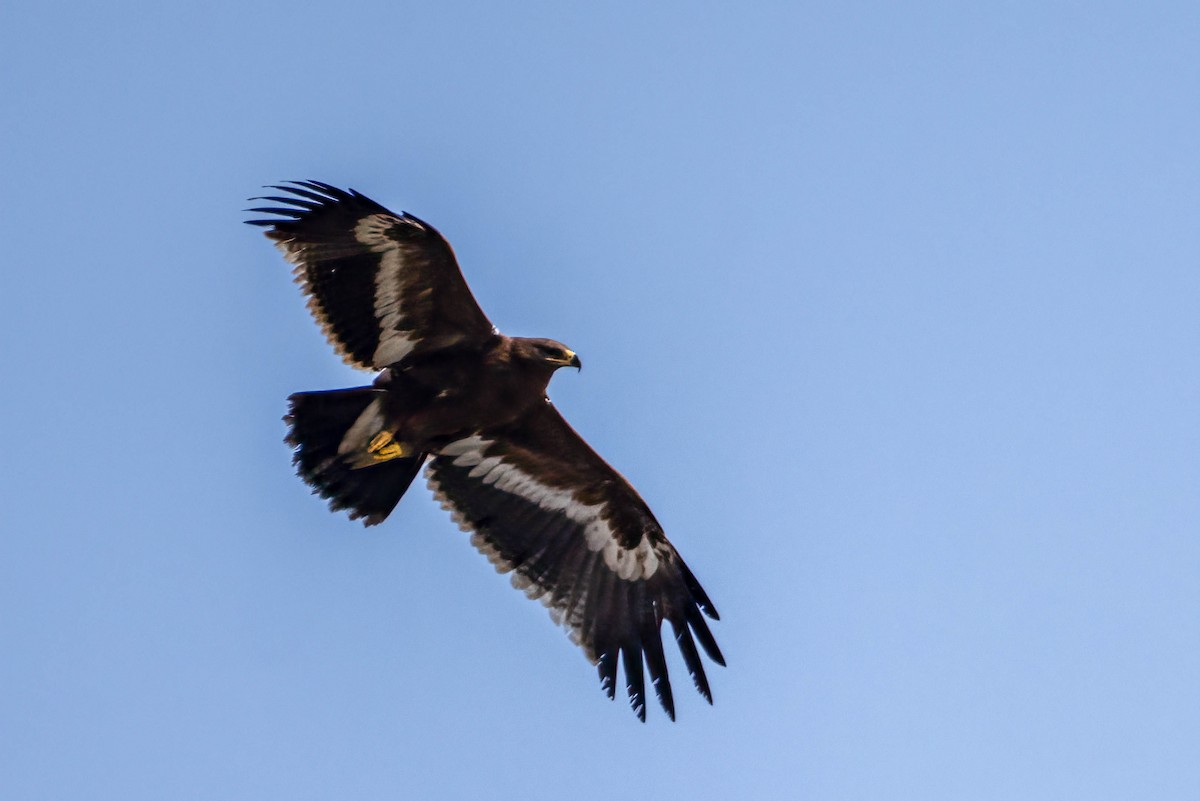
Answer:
512 337 582 372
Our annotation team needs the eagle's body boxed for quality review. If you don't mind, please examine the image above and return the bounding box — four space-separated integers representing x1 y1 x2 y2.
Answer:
377 335 573 442
248 181 722 720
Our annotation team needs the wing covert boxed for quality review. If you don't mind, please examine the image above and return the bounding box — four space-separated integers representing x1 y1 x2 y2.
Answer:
247 181 494 370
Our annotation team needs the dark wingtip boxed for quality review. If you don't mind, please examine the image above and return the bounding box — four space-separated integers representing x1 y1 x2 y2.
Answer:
597 652 618 701
641 618 676 720
672 619 713 704
679 559 720 620
656 680 677 721
245 206 300 216
687 606 726 667
287 179 347 199
244 181 344 228
622 647 647 722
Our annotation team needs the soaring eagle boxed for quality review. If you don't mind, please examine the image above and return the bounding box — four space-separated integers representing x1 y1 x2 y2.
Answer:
247 181 723 720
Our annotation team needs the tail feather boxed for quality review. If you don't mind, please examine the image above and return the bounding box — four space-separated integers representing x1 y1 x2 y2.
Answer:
284 388 426 526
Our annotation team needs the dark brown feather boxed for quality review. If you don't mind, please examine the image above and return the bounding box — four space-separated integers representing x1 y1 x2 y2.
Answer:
247 182 494 370
425 403 722 719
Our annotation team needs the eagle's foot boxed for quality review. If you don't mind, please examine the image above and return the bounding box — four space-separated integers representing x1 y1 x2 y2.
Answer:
367 430 412 461
346 430 414 469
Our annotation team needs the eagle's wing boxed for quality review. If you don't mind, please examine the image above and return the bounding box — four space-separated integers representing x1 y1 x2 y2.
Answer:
247 181 494 370
425 402 724 721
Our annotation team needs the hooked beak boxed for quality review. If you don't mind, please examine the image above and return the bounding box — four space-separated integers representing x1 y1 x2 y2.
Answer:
550 349 582 371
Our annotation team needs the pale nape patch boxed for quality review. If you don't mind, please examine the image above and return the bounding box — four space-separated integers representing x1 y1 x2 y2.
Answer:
435 436 661 580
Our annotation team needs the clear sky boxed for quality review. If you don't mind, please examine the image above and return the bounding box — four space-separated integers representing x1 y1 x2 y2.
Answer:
2 1 1197 798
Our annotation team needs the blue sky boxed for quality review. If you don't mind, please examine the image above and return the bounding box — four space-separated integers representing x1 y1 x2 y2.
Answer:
2 1 1197 798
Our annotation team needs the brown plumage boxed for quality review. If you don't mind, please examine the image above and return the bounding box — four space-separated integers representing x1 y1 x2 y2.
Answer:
247 181 723 720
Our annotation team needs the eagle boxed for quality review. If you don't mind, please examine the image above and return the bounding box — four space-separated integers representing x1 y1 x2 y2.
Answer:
247 181 723 720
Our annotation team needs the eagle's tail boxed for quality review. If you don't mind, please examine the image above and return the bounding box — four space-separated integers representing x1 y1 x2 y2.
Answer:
284 388 427 526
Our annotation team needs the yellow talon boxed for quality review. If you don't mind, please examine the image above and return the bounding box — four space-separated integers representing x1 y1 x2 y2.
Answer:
366 431 410 462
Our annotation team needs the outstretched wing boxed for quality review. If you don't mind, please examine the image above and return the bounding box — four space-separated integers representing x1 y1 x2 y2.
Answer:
425 402 724 721
247 181 495 370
